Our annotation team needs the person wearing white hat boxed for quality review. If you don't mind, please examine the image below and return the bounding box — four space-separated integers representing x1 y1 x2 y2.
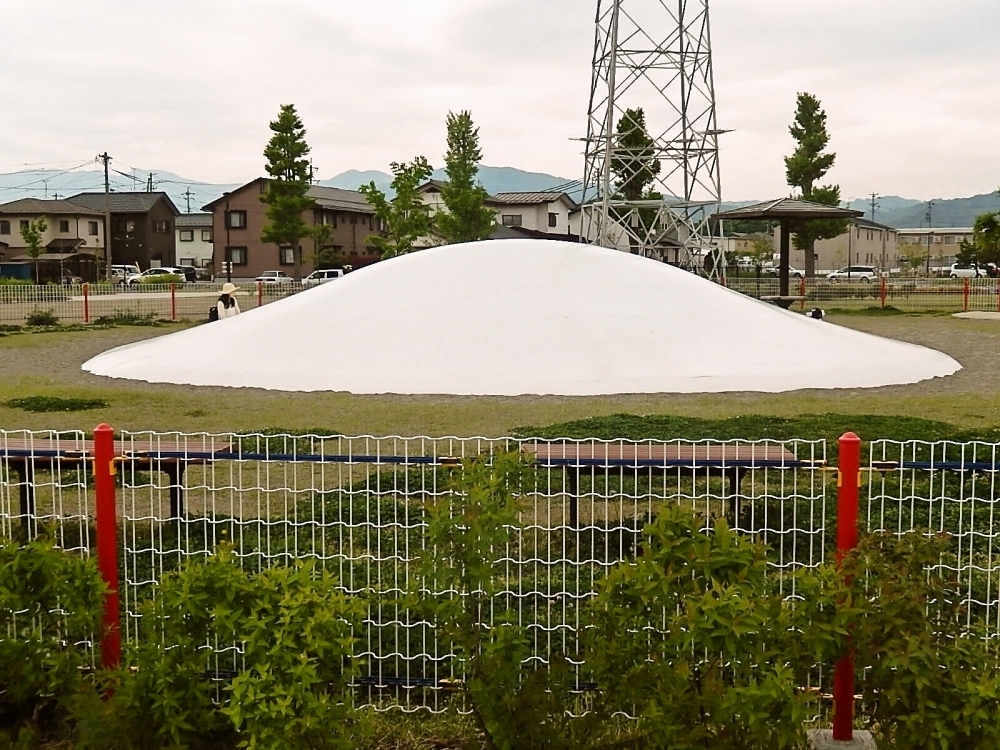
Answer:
216 282 241 319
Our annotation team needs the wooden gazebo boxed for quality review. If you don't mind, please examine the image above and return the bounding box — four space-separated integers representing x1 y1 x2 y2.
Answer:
712 198 863 297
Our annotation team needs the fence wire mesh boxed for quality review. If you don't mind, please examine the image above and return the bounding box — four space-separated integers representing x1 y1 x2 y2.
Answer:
0 282 302 324
867 440 1000 639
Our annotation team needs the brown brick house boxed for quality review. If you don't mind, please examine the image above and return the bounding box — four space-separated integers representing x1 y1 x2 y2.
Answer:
202 178 383 280
67 192 180 271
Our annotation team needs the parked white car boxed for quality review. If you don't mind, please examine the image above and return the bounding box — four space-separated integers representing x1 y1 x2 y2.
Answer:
761 263 804 278
948 263 984 279
128 267 186 286
110 264 141 285
254 270 294 285
826 266 878 282
303 268 344 286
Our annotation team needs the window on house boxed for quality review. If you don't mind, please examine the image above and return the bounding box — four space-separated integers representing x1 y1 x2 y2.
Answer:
226 210 247 229
279 247 295 265
201 229 212 242
179 229 194 242
180 257 195 266
933 236 942 243
20 220 29 231
548 212 558 228
227 246 247 265
88 221 99 236
0 220 9 234
125 220 136 233
502 215 523 226
944 235 955 244
59 220 70 233
154 220 171 234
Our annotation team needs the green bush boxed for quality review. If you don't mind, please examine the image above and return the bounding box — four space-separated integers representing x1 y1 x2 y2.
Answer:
5 396 109 412
585 506 838 749
848 533 1000 749
74 548 367 750
24 309 59 326
0 277 32 285
137 273 183 285
0 537 106 746
92 311 161 326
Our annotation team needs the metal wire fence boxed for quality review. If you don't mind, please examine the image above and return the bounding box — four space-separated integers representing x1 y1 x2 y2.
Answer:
3 428 1000 709
0 283 303 324
726 276 1000 312
3 277 1000 324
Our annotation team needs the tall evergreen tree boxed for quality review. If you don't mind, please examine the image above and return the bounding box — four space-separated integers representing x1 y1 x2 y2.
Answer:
261 104 314 281
358 156 434 258
436 111 494 244
610 108 661 201
784 93 848 277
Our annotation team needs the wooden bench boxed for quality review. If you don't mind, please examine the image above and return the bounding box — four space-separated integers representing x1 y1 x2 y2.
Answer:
760 295 806 310
0 437 232 537
521 442 803 527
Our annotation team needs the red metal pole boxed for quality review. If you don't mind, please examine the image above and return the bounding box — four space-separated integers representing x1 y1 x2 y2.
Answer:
93 423 121 670
833 431 861 740
83 282 90 323
963 277 970 312
879 275 887 309
170 282 177 321
257 281 263 307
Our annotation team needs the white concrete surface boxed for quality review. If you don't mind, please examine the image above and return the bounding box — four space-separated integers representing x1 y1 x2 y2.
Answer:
82 239 961 395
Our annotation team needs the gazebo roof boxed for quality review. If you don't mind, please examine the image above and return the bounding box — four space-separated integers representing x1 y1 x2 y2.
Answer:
712 198 863 222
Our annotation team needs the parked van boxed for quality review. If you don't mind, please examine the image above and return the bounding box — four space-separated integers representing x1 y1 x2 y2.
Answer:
110 264 140 285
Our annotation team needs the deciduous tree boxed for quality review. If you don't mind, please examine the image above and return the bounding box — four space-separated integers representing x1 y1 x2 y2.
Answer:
261 104 314 281
20 217 46 284
358 156 434 258
436 111 494 244
784 93 847 277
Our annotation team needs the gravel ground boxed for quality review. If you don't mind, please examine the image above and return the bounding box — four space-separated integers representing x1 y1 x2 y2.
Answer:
1 313 999 435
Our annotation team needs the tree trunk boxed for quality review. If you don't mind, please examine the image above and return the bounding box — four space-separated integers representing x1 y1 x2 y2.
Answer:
804 238 816 278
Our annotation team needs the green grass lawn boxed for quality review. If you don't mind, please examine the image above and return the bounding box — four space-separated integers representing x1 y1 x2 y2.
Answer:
1 311 998 441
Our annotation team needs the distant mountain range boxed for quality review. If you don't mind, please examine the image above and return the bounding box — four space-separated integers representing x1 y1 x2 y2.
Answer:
0 166 996 229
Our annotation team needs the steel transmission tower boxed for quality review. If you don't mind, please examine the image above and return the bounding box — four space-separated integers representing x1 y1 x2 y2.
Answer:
581 0 725 276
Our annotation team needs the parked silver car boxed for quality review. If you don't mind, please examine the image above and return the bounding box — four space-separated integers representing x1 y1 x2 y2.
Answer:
303 268 344 286
826 266 878 282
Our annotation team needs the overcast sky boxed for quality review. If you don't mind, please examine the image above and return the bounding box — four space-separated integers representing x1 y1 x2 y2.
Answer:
1 0 997 201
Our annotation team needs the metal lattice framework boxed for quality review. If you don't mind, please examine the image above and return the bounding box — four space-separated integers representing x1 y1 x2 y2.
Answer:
581 0 724 275
5 429 1000 711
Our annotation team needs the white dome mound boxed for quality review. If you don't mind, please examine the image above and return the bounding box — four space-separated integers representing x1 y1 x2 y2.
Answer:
82 239 960 395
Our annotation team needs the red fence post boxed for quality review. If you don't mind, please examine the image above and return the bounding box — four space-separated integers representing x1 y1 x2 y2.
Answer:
170 283 177 321
82 282 90 323
879 275 887 309
833 431 862 740
257 281 263 308
93 423 121 670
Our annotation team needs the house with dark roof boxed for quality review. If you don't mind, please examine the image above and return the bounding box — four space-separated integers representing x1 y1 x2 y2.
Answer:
491 192 579 236
0 198 106 281
67 192 180 270
202 178 384 280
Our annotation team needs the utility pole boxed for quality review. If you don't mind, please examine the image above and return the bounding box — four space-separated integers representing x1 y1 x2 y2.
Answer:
181 187 194 214
146 172 155 193
869 192 879 222
925 201 934 276
308 160 318 185
98 152 112 277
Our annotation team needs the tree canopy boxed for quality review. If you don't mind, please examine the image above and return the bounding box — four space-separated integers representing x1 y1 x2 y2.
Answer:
610 108 661 202
19 217 46 283
358 157 434 258
784 93 847 276
957 210 1000 266
260 104 314 279
436 111 494 244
